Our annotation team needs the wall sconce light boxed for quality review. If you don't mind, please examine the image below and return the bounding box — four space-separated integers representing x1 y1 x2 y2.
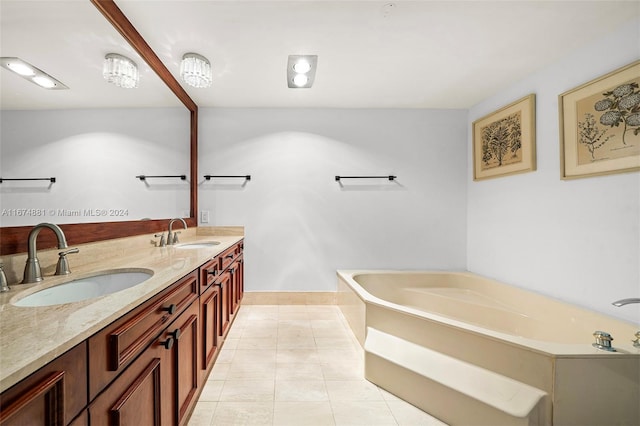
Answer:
0 57 68 90
103 53 139 89
287 55 317 88
180 53 212 88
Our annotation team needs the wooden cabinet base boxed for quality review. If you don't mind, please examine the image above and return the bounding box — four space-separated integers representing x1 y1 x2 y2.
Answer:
0 342 87 426
89 339 173 426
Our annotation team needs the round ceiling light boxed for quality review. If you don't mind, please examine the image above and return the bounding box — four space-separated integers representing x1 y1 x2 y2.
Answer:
293 60 312 74
103 53 139 89
180 53 212 88
292 74 309 87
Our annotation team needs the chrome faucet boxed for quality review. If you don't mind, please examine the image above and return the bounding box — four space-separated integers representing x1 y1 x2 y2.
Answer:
22 223 72 284
612 298 640 307
167 218 187 245
0 263 10 292
612 298 640 348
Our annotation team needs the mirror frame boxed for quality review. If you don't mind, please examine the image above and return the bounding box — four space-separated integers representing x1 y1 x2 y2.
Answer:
0 0 198 255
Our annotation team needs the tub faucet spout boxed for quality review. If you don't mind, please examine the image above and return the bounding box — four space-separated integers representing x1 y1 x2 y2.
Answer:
612 298 640 307
22 223 68 284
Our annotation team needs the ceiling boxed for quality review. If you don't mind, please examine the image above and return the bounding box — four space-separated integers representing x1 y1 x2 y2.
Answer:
1 1 639 110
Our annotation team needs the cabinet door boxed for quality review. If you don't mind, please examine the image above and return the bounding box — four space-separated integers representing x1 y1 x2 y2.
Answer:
166 301 199 426
0 342 87 426
89 333 173 426
227 253 244 318
236 255 244 304
200 284 220 381
214 271 232 338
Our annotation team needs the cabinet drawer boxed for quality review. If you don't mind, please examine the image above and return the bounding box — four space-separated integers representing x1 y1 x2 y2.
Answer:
88 271 199 400
218 246 237 271
199 258 219 293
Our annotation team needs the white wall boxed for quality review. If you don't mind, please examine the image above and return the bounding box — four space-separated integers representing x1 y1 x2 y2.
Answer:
0 108 190 226
467 19 640 323
200 108 467 292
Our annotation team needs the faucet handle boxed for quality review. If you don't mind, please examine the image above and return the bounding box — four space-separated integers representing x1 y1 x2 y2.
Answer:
0 264 10 292
633 331 640 349
55 248 79 276
154 233 166 247
172 231 181 244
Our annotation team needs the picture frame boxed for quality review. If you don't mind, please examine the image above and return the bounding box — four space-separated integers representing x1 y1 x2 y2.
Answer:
559 60 640 179
472 94 536 181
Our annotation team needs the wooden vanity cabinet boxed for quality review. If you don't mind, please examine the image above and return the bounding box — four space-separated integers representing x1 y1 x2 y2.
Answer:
1 238 244 426
88 271 199 401
0 342 87 426
89 298 200 426
198 240 244 382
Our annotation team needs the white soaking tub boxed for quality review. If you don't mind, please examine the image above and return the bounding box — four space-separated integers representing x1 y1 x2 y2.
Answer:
337 270 639 426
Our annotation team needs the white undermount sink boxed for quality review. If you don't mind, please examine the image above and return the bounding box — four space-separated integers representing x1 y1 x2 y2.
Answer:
13 269 153 307
174 241 220 249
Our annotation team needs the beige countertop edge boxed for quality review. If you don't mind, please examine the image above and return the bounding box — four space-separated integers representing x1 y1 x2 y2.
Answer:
0 234 243 393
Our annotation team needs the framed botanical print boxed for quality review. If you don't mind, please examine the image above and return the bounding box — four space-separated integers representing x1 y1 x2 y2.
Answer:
559 60 640 179
472 94 536 181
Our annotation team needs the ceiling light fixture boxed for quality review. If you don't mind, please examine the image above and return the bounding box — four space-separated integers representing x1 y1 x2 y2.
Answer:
0 57 68 90
103 53 139 89
180 53 212 88
287 55 317 89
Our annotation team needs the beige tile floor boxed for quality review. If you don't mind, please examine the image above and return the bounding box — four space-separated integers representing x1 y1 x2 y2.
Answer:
188 305 447 426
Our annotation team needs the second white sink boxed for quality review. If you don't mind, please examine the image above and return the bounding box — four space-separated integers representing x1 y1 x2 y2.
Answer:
13 269 153 307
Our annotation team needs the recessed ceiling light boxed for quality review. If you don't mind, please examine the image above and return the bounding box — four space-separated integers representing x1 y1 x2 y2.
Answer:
287 55 318 89
0 57 68 90
293 60 311 74
32 76 56 89
293 74 309 87
6 61 35 76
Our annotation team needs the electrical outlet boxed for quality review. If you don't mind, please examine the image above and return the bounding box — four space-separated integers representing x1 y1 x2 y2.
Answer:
200 210 210 224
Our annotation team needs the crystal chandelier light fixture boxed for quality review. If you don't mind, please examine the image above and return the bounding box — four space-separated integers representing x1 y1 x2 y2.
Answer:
180 53 212 88
103 53 139 89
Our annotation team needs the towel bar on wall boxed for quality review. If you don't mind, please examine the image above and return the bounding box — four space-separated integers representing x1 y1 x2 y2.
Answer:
335 175 396 182
136 175 186 181
204 175 251 181
0 177 56 183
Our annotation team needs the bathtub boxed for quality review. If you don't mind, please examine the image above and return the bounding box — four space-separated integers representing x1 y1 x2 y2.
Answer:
337 270 639 426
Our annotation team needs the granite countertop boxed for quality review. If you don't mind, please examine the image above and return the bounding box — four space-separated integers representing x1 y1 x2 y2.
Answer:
0 234 243 393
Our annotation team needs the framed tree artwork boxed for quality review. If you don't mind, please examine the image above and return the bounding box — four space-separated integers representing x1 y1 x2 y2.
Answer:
559 60 640 179
472 94 536 181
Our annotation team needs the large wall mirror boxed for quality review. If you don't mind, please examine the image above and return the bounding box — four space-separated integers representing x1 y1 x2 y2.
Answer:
0 0 198 254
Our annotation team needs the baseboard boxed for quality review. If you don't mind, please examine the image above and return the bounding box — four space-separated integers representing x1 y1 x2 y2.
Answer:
242 292 336 305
